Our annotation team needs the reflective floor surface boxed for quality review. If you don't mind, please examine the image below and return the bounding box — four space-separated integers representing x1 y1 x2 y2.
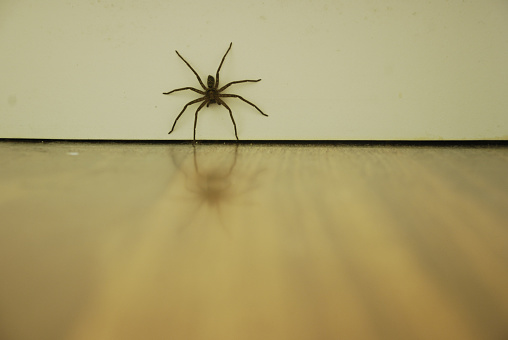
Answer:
1 141 508 340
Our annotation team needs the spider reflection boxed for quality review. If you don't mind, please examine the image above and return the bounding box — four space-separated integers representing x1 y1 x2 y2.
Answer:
170 144 264 231
187 145 238 207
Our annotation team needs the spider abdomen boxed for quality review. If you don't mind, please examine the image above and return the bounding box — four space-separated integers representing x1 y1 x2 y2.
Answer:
207 75 215 89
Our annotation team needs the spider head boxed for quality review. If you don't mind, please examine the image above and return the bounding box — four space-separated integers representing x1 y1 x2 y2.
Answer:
207 75 215 89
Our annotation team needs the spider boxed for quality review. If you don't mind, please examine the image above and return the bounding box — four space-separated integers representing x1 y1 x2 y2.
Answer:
163 42 268 141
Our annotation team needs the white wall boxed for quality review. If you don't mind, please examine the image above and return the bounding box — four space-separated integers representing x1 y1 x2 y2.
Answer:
1 0 507 140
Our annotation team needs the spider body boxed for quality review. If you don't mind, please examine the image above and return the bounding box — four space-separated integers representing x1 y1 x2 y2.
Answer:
163 43 267 141
205 76 219 106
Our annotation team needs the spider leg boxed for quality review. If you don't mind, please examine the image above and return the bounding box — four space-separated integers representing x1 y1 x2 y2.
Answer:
193 100 208 141
175 50 207 90
217 99 239 140
168 97 206 135
163 87 205 95
215 42 232 88
218 79 261 92
218 94 268 117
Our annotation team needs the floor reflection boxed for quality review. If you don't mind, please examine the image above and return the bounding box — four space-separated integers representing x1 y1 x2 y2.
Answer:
3 142 507 340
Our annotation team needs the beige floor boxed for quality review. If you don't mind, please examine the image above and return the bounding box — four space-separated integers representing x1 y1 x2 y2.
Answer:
1 141 508 340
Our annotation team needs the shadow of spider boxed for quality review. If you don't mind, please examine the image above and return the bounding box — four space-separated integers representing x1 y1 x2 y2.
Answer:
163 43 268 141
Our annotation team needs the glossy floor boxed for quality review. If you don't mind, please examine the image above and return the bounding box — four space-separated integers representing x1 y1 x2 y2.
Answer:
1 141 508 340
